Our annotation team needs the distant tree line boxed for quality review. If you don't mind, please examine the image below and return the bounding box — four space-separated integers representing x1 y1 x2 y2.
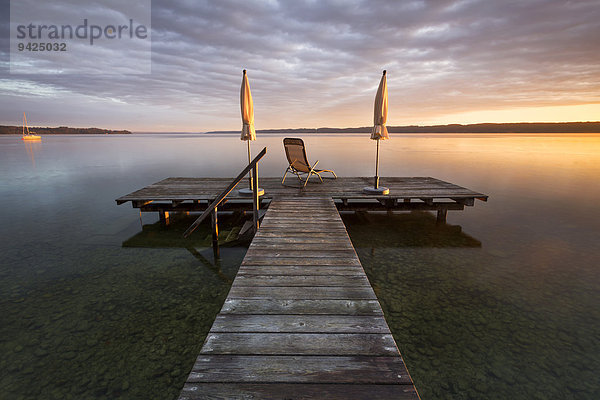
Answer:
326 122 600 133
3 122 599 135
209 121 600 134
0 125 131 135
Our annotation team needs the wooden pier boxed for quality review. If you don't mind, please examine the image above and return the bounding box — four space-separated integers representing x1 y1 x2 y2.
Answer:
178 198 419 399
116 173 487 399
117 176 487 225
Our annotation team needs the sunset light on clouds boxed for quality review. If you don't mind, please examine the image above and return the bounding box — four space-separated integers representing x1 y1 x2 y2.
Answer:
1 0 598 131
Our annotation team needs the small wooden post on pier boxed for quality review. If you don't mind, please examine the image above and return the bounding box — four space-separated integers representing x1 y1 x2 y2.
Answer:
159 210 170 225
251 165 260 232
211 207 219 258
436 208 448 225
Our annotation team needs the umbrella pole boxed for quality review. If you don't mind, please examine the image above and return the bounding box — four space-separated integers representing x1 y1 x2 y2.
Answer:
374 139 380 189
363 137 389 195
247 140 253 190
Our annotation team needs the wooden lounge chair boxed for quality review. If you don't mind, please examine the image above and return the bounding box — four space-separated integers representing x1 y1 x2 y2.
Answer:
282 138 337 187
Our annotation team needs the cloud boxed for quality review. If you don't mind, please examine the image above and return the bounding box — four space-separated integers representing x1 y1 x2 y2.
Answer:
1 0 599 130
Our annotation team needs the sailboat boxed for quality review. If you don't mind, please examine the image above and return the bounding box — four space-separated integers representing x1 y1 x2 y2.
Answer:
22 112 41 141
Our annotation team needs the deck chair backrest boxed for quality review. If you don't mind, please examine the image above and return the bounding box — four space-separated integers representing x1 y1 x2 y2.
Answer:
283 138 311 173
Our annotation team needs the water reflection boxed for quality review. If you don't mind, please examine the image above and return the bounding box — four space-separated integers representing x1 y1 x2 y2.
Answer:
23 140 42 168
345 209 599 400
1 211 248 399
123 213 252 249
122 213 252 285
0 245 245 400
1 133 599 400
342 211 481 248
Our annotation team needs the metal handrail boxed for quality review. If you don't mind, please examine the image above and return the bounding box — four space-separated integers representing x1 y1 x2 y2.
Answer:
183 147 267 238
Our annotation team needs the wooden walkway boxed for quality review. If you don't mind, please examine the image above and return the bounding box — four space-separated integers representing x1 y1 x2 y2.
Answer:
178 198 419 400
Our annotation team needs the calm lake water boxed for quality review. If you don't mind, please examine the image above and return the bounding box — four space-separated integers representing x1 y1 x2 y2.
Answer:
1 133 599 399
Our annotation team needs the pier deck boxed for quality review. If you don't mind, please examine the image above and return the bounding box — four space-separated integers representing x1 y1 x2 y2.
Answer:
117 176 487 223
178 198 419 399
117 176 487 203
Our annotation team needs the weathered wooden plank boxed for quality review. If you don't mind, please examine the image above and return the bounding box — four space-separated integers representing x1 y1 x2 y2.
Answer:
257 228 348 234
244 250 356 258
248 244 354 252
241 257 361 266
335 202 465 212
232 275 369 287
248 242 354 248
260 219 344 224
261 213 339 217
263 209 337 216
261 217 341 222
260 222 343 227
268 202 334 204
252 229 348 238
249 243 354 251
238 266 365 276
248 241 351 248
220 299 384 315
179 383 419 400
187 355 409 383
227 286 377 300
210 315 390 333
257 227 347 233
119 191 484 201
251 232 347 238
452 197 475 206
259 217 344 223
201 333 398 356
262 210 339 215
258 223 346 228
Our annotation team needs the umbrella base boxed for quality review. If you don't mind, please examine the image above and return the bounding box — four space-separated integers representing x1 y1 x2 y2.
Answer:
363 186 390 195
238 187 265 197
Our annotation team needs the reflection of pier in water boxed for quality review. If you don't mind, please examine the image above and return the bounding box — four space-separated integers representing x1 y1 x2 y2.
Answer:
342 211 481 249
122 214 251 285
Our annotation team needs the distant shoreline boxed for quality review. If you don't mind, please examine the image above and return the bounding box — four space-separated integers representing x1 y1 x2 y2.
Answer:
206 122 600 134
0 126 131 135
2 122 599 135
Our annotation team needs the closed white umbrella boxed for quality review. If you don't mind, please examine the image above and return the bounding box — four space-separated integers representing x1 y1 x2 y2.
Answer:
240 69 255 142
239 70 264 196
364 70 390 195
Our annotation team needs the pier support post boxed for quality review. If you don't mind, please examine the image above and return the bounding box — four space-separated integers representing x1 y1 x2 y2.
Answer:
436 208 447 225
211 207 220 258
252 166 260 233
159 211 170 226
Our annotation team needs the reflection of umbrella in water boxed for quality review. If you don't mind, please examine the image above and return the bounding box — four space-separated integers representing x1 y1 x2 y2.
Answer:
363 70 390 195
238 69 264 196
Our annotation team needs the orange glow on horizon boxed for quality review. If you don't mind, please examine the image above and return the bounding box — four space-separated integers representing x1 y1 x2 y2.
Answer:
402 103 600 127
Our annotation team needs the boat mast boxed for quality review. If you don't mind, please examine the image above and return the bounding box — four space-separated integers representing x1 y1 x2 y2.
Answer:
23 112 32 136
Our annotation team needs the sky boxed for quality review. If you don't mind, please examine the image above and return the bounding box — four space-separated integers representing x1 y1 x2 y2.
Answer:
1 0 599 132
